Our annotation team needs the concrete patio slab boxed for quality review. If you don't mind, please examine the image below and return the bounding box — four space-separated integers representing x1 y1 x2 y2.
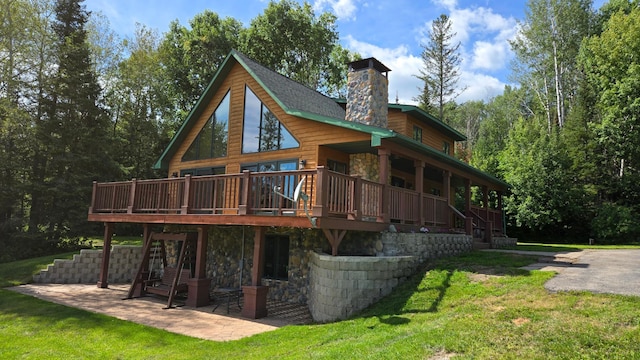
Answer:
8 284 312 342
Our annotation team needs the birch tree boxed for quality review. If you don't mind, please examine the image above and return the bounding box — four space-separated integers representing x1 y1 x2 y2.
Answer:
510 0 594 130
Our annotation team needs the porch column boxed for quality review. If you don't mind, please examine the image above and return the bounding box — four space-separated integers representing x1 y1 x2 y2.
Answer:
443 170 451 229
378 148 391 223
186 226 211 307
464 179 473 236
378 148 390 185
483 186 491 242
97 222 114 288
498 191 505 235
242 226 268 319
414 160 425 225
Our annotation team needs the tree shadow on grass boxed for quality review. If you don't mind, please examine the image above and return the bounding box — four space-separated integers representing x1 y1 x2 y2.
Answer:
358 251 539 326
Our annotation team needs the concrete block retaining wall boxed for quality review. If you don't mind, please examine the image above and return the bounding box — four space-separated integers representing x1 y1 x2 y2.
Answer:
490 237 518 249
308 232 473 322
32 245 142 284
308 252 417 322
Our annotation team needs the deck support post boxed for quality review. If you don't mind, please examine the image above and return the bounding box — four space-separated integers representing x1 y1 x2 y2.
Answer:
242 226 268 319
97 222 114 288
186 226 211 307
322 228 347 256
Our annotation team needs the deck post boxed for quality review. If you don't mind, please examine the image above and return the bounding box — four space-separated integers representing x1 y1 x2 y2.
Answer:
181 175 191 214
89 181 97 214
348 176 362 221
127 179 137 214
242 226 268 318
186 226 211 307
414 160 425 225
312 166 328 218
97 222 114 288
238 170 251 215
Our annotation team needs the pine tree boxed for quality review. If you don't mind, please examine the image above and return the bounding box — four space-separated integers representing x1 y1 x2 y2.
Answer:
414 14 464 123
33 0 116 238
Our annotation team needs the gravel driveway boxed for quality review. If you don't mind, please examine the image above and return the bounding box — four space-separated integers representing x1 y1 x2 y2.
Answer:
543 249 640 297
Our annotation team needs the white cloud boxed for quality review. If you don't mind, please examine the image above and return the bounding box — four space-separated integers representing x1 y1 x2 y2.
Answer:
313 0 358 20
471 41 509 71
458 71 506 103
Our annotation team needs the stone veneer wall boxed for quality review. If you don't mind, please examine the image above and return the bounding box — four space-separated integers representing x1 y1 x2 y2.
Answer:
32 245 142 284
380 233 473 262
346 68 388 128
349 153 381 182
490 236 518 249
308 252 417 322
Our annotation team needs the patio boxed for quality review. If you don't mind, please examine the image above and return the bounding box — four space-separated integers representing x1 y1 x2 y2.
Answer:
8 283 312 341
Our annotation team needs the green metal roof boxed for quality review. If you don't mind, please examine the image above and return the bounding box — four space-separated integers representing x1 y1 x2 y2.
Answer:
154 50 506 189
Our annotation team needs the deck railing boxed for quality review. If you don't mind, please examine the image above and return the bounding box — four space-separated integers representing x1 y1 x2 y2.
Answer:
89 167 456 227
469 205 504 236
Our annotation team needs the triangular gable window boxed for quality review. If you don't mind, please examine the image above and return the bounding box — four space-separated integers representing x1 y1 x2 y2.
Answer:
182 90 230 161
242 86 299 153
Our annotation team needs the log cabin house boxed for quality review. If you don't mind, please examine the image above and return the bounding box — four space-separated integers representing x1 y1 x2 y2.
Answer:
88 50 509 320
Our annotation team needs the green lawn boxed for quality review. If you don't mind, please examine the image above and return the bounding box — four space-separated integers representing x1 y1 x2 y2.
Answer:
1 250 639 359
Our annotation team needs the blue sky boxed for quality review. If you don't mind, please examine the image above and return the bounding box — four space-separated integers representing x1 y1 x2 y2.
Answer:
85 0 607 104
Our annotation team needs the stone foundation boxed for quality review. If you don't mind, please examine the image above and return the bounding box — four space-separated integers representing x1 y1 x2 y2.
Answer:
32 245 142 284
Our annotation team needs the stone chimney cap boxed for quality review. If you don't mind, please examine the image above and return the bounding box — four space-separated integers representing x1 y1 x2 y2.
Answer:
348 57 391 76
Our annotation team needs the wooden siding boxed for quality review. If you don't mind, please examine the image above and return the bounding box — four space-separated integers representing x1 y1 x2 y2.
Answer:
387 109 454 153
168 63 369 177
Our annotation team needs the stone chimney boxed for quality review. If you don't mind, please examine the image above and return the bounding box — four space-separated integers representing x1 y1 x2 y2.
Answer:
346 57 391 128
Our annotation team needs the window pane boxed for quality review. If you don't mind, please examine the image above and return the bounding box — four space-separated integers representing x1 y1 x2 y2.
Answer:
212 91 230 157
260 109 280 152
279 123 299 149
182 90 230 161
242 87 261 153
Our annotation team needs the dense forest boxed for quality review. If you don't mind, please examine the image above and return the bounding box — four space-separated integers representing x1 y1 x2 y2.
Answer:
1 0 639 261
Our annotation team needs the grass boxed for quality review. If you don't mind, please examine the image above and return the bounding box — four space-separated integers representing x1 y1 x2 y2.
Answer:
0 252 77 287
1 250 640 359
84 235 143 248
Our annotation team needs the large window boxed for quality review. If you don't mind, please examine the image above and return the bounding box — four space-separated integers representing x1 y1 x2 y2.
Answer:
264 234 289 280
242 86 299 153
182 91 230 161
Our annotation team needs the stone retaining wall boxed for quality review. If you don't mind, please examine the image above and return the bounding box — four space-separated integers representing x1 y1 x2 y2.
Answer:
32 245 142 284
308 252 417 322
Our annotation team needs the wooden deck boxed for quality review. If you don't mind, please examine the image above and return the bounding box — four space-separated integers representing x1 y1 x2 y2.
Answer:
89 167 503 234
